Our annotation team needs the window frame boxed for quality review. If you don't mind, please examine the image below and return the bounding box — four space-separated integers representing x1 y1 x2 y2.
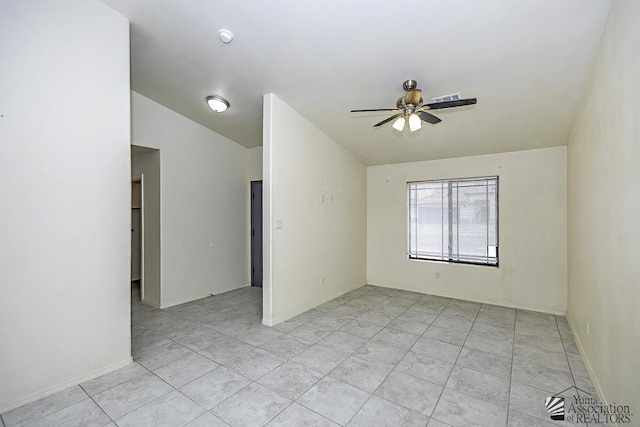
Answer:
407 176 499 267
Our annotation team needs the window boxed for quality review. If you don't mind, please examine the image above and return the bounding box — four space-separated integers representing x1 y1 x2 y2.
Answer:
408 176 498 266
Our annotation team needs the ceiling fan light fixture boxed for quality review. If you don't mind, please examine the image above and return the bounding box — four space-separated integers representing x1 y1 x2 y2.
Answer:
392 116 406 131
409 113 422 132
206 95 229 112
350 79 477 133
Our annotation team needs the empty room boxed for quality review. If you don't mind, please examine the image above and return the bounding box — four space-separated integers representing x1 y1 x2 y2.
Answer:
1 0 638 426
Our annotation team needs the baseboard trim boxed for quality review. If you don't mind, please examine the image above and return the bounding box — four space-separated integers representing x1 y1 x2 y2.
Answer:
0 357 133 413
566 316 613 423
160 284 252 309
141 298 160 308
365 282 566 316
263 283 365 327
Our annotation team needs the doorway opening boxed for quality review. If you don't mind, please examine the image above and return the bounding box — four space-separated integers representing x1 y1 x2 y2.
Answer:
131 145 161 307
251 180 263 287
131 177 143 300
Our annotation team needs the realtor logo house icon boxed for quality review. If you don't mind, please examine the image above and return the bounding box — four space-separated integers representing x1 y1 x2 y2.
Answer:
545 396 565 421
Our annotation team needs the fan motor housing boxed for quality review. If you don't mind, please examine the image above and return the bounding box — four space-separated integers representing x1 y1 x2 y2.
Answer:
404 90 422 107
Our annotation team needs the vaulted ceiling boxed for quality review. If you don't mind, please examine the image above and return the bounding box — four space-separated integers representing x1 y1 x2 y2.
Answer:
102 0 611 165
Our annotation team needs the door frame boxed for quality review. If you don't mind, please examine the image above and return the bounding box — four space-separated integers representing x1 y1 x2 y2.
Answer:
132 175 144 301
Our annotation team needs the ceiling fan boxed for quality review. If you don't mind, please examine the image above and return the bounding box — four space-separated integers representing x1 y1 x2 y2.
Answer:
350 79 477 132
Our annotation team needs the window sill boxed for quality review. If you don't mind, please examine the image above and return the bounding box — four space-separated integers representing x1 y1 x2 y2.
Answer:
407 256 499 268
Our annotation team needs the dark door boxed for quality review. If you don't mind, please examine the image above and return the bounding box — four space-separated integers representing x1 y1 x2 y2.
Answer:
250 181 263 287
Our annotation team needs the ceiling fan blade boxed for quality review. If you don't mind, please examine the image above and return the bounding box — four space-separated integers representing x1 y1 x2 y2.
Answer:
425 98 477 110
351 108 399 113
373 113 403 128
417 111 442 124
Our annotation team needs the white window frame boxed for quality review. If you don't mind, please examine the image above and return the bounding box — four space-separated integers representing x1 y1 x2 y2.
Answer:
407 176 499 266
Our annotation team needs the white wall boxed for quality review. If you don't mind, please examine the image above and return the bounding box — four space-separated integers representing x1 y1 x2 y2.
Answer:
567 0 640 408
0 0 131 411
368 147 567 314
131 92 249 307
263 94 367 325
249 146 263 182
132 148 162 306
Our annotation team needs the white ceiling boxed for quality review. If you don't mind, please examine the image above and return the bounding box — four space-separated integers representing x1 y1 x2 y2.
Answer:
102 0 611 166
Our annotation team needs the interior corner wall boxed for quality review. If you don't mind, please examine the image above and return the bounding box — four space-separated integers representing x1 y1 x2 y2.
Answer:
249 146 263 182
131 92 249 308
0 0 131 411
131 149 161 307
566 0 640 408
263 94 367 325
367 147 567 314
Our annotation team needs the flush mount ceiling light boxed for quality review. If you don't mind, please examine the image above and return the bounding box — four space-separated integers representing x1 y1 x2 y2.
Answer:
206 95 229 112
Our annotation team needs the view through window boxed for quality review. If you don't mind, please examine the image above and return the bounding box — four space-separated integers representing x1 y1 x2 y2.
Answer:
408 176 498 266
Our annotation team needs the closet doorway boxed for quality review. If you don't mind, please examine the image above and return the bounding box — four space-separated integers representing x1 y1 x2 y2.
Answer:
131 176 144 299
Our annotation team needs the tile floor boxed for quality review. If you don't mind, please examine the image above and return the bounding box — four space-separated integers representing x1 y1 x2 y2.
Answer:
1 285 598 426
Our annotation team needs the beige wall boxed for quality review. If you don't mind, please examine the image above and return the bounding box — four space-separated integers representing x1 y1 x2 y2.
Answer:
132 92 250 308
368 147 567 314
263 94 367 325
249 146 263 182
567 0 640 408
0 0 131 411
131 181 142 207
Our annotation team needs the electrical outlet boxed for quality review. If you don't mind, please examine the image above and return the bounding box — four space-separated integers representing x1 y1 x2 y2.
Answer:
435 272 440 279
585 320 589 335
321 276 325 285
